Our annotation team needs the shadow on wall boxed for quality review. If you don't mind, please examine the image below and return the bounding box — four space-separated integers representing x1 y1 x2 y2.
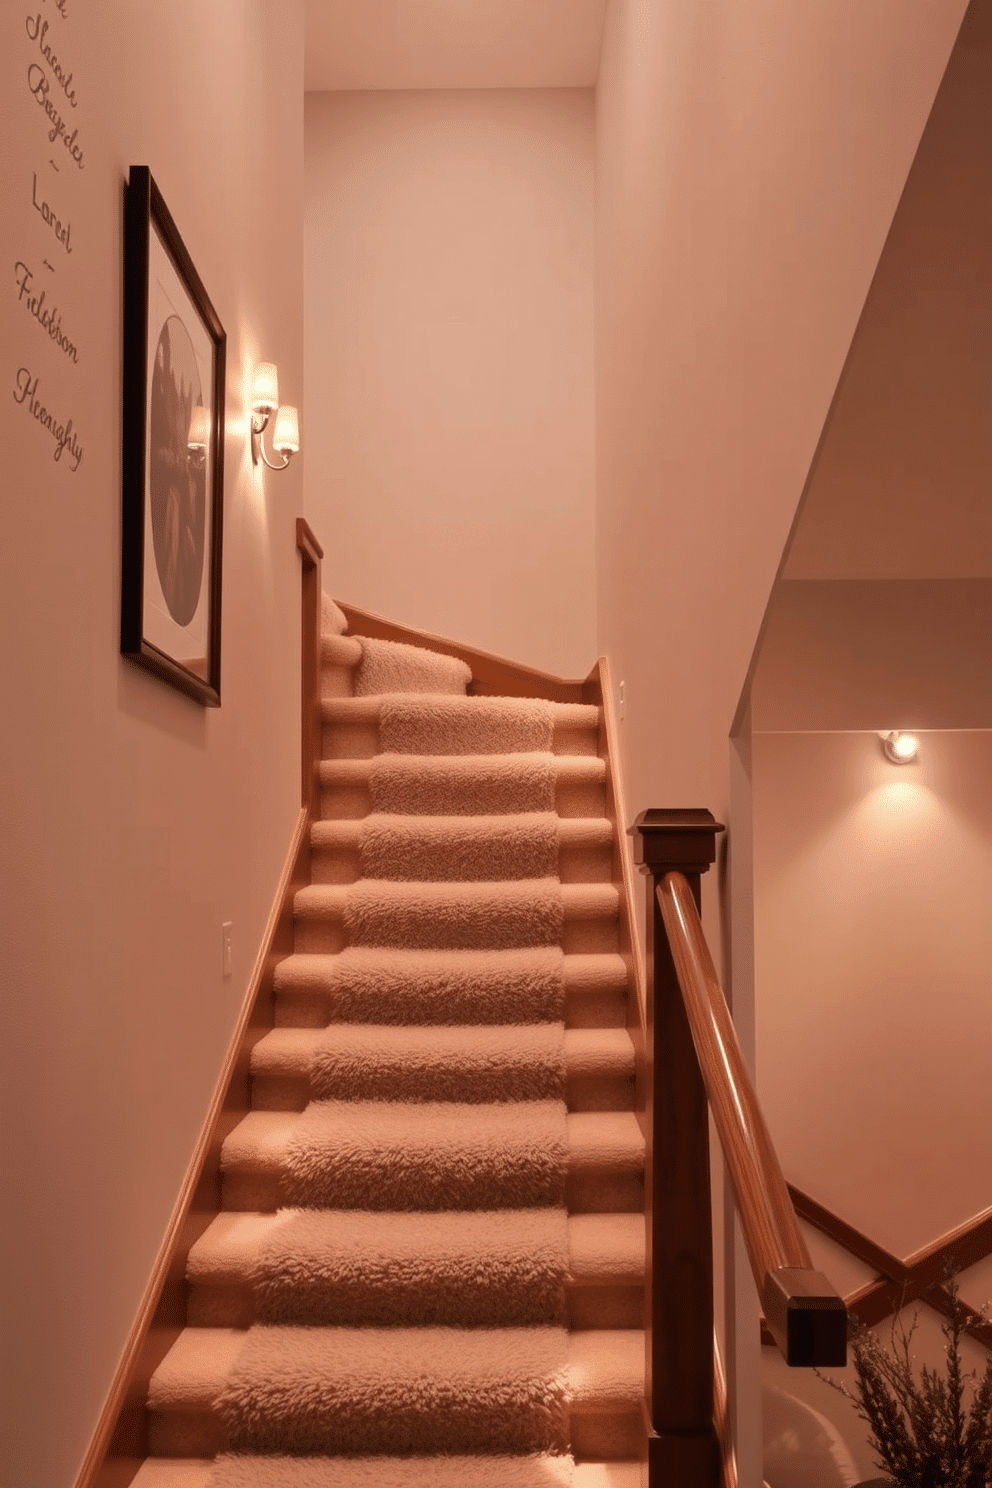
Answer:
763 1388 864 1487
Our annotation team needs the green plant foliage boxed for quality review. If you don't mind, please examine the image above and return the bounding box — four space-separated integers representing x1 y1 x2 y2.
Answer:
818 1277 992 1488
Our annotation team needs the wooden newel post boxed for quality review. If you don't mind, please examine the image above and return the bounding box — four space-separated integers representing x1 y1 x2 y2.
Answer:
631 809 726 1488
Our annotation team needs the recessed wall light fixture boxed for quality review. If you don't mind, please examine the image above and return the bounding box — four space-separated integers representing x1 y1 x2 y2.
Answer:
250 362 300 471
881 730 919 764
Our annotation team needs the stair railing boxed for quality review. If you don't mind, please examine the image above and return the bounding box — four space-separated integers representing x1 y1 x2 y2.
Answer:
632 809 847 1488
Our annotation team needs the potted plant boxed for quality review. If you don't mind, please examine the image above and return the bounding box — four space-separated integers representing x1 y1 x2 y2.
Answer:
820 1277 992 1488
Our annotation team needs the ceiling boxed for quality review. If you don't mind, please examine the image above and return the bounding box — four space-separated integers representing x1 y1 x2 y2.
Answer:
304 0 608 91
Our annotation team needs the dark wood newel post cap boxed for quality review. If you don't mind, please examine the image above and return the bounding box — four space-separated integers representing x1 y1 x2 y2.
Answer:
630 808 725 876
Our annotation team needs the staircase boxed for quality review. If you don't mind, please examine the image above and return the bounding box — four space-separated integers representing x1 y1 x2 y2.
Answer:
133 606 645 1487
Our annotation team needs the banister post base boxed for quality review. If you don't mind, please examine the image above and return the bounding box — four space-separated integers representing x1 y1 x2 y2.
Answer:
648 1426 722 1487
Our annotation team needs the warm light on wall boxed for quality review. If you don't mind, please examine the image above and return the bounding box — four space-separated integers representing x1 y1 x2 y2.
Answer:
251 362 299 471
186 404 210 468
881 730 920 764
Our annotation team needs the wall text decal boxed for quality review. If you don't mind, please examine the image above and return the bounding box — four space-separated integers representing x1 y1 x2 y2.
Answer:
26 13 77 106
32 172 73 252
9 0 85 471
13 366 83 470
15 260 79 361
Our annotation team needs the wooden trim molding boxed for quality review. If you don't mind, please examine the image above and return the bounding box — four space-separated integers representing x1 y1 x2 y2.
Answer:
757 1188 992 1350
584 657 647 1043
297 519 323 817
336 600 585 703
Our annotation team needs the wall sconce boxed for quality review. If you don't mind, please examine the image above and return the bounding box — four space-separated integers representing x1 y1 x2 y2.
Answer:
881 730 919 764
251 362 300 471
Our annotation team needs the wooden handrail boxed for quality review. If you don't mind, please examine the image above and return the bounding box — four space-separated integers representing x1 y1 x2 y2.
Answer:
657 871 847 1366
632 808 847 1488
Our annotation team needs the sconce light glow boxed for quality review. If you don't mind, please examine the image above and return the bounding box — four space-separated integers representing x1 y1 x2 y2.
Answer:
251 362 279 414
272 404 300 455
882 731 919 764
250 361 299 472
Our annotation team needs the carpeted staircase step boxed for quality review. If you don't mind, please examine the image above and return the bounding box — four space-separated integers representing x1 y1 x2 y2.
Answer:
292 879 619 955
320 633 363 668
131 1456 644 1487
309 813 614 885
249 1025 635 1112
147 1327 643 1460
352 636 473 697
272 948 630 1029
320 694 600 758
219 1108 643 1214
319 752 607 819
187 1211 645 1329
131 1457 644 1487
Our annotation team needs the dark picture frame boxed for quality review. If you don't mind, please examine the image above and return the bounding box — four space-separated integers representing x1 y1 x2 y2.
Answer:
121 166 226 706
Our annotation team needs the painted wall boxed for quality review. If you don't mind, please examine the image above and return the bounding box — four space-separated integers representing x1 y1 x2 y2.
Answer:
593 2 969 1482
0 6 304 1487
303 87 597 678
594 0 968 855
753 727 992 1483
744 11 991 1480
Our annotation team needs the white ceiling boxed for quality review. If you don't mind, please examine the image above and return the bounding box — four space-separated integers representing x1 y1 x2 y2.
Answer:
305 0 608 91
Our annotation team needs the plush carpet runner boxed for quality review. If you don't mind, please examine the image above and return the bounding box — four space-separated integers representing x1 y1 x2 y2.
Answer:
145 622 643 1486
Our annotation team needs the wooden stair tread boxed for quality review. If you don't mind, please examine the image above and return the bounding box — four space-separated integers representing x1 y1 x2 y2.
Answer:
252 1024 635 1079
189 1210 645 1288
293 880 619 921
148 1325 645 1414
321 695 599 730
221 1109 644 1171
319 753 606 785
131 1460 642 1487
273 949 629 995
310 815 615 848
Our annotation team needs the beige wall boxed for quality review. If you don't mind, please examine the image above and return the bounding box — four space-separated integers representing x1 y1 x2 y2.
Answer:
755 729 992 1256
594 0 967 842
744 11 990 1479
303 87 597 678
0 6 304 1487
753 728 992 1482
593 3 968 1482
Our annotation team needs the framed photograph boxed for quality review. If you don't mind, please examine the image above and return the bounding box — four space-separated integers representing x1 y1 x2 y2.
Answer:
121 166 226 706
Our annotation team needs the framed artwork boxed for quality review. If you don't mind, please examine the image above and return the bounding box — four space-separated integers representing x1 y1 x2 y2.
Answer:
121 166 226 706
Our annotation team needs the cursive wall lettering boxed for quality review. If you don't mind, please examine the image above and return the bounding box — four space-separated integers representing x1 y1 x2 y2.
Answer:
27 64 84 168
13 367 83 469
31 173 72 253
15 260 79 362
25 13 77 105
44 0 68 15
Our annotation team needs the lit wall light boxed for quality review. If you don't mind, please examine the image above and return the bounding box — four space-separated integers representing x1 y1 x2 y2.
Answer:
187 404 210 469
250 362 300 471
881 730 920 764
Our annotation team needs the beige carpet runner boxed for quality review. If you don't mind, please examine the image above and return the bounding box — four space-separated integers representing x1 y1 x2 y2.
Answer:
145 627 643 1487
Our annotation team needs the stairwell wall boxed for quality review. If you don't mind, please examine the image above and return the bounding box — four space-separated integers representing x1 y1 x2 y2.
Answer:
303 87 598 679
0 7 304 1488
592 2 968 1483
